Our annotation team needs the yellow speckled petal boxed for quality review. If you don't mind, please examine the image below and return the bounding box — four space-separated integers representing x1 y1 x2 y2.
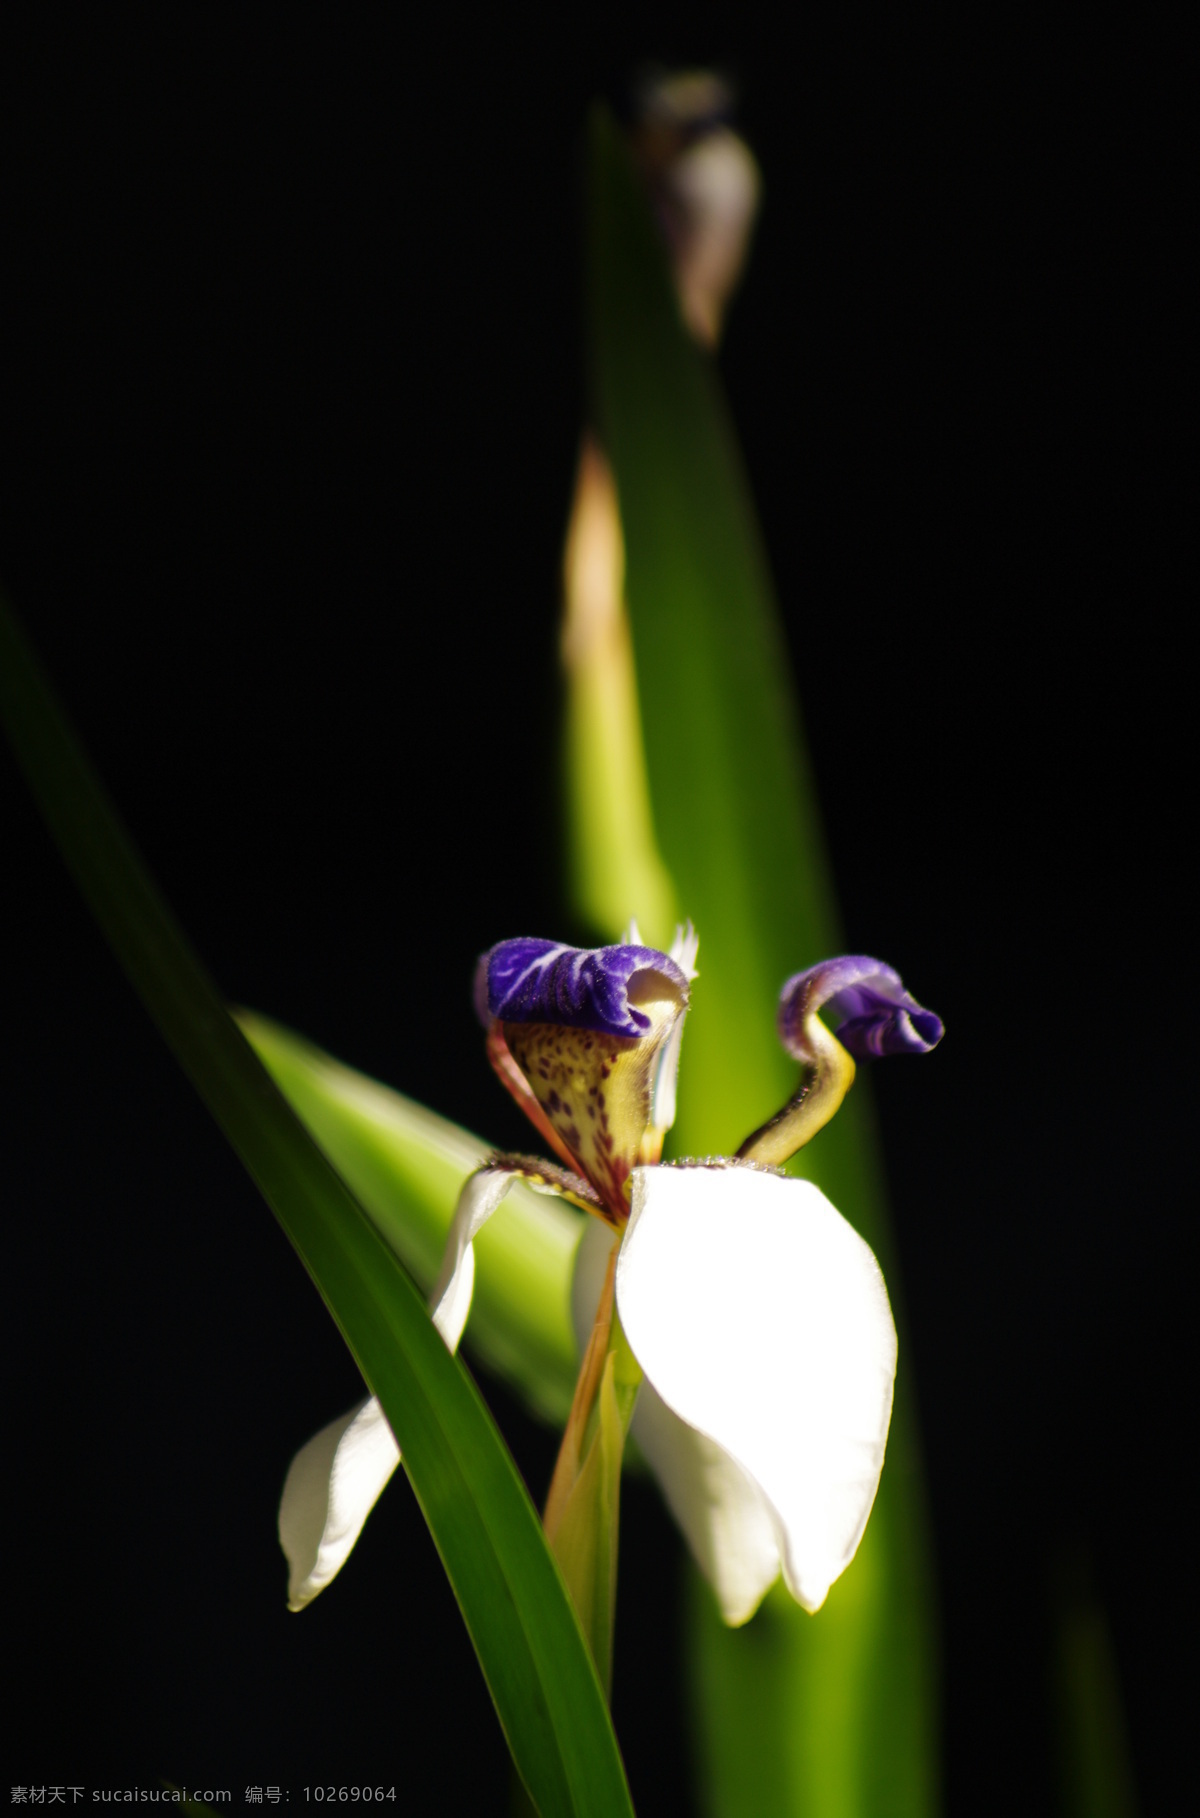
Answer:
503 987 684 1221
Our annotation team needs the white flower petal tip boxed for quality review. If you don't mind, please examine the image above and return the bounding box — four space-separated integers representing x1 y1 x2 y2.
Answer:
616 1164 897 1616
278 1396 401 1611
667 920 700 982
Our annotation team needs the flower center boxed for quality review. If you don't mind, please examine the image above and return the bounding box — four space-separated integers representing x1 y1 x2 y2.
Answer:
502 978 684 1223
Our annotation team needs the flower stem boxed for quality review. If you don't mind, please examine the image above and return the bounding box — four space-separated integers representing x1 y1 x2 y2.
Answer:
543 1234 642 1697
545 1239 618 1541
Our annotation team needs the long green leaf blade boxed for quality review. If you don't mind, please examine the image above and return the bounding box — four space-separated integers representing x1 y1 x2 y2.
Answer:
583 110 939 1816
239 1009 583 1423
1 593 634 1818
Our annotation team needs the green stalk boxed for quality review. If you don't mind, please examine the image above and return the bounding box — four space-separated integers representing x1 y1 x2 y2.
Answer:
549 1312 643 1698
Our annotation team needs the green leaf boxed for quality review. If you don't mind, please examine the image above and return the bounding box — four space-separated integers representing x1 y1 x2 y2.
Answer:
561 437 680 942
0 593 634 1818
581 108 940 1815
1051 1554 1141 1818
239 1010 583 1424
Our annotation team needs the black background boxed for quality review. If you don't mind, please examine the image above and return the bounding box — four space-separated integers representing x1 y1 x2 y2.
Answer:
2 9 1188 1814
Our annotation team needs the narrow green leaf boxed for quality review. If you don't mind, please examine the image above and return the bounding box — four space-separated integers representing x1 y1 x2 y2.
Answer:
583 109 940 1815
1052 1554 1141 1818
239 1009 584 1424
1 593 634 1818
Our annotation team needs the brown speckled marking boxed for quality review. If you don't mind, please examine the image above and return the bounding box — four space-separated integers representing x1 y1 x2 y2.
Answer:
502 1019 660 1224
484 1151 604 1217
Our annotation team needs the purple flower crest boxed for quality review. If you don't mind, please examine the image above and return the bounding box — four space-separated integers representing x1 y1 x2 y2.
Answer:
779 955 943 1060
476 937 690 1040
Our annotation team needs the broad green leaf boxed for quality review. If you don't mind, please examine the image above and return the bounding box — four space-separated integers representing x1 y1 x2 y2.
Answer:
580 109 940 1816
1 594 634 1818
239 1010 584 1424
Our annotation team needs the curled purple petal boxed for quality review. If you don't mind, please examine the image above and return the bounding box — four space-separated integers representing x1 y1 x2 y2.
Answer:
478 937 689 1039
779 956 943 1061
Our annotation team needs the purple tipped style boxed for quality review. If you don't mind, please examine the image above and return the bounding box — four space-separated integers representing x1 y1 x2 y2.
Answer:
477 937 689 1040
779 955 943 1060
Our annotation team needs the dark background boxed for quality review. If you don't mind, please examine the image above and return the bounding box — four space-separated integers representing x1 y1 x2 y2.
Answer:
1 10 1188 1814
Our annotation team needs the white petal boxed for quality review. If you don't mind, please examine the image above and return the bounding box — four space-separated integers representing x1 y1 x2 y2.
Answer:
648 1007 688 1134
632 1382 780 1625
569 1212 622 1346
280 1165 531 1610
571 1214 780 1626
278 1396 401 1610
429 1166 519 1350
667 920 700 981
647 925 697 1136
616 1164 897 1613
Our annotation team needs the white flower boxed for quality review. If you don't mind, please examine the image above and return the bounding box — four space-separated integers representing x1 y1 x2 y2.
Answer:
280 933 940 1622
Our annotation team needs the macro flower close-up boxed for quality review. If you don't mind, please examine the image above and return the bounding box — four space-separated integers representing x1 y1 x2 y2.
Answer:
281 930 941 1631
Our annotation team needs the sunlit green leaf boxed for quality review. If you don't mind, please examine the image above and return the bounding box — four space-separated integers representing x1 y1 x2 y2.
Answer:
561 436 680 942
239 1009 583 1424
580 108 939 1816
1 594 634 1818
